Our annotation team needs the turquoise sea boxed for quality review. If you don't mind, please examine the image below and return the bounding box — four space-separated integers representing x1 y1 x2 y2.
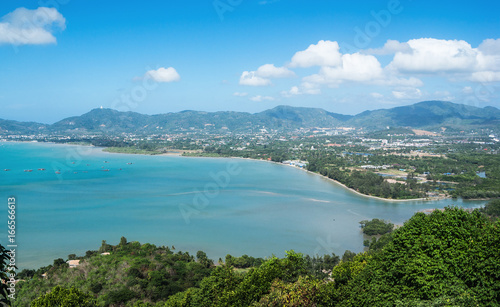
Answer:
0 142 487 269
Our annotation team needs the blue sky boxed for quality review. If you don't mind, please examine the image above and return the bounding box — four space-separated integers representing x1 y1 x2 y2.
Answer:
1 0 500 123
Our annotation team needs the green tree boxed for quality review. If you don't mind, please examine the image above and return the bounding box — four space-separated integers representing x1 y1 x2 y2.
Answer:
480 199 500 219
359 218 394 235
30 286 97 307
342 207 500 305
0 243 14 306
119 236 127 246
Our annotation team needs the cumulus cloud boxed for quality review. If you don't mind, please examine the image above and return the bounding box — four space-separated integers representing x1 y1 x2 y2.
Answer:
389 38 479 73
371 92 384 99
478 38 500 55
470 71 500 82
239 71 272 86
250 95 275 102
239 64 294 86
289 40 342 68
288 40 424 90
364 39 412 55
281 82 321 97
392 88 422 99
242 37 500 102
281 86 302 97
145 67 180 83
0 7 66 45
255 64 295 78
313 53 384 83
383 38 500 83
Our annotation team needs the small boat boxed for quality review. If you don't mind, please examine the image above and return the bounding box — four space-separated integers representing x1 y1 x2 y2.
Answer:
55 171 61 174
4 169 10 171
24 169 33 172
104 161 109 163
38 168 46 171
127 163 133 165
71 162 76 164
102 169 110 172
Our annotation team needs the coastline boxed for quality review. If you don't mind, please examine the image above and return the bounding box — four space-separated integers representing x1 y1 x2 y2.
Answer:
176 154 440 203
273 161 436 203
0 141 446 203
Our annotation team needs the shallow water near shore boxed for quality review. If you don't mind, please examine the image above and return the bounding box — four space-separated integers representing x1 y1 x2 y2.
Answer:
0 142 487 269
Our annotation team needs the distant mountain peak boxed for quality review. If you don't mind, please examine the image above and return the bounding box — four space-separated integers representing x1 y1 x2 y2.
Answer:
1 101 499 135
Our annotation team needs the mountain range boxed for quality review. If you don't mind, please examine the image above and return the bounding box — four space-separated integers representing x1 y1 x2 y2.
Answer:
1 101 499 135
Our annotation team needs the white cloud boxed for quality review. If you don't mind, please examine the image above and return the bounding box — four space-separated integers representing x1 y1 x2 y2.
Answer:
289 40 342 68
392 88 422 99
462 86 473 94
478 38 500 55
255 64 295 78
242 37 500 103
322 53 384 82
364 39 411 55
470 71 500 82
371 92 384 99
145 67 180 83
383 38 500 83
390 38 479 73
281 82 322 97
303 52 385 87
250 95 275 102
239 71 272 86
291 40 425 89
239 64 294 86
233 92 248 97
301 82 321 94
0 7 66 45
281 86 301 97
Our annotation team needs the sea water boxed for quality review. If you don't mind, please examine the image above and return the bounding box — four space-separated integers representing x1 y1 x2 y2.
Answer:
0 142 486 269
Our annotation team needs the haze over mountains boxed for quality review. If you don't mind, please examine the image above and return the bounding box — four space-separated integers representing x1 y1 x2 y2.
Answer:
1 101 499 135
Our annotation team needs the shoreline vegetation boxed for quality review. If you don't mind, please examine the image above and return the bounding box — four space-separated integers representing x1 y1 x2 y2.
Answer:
182 152 438 202
0 141 486 203
102 146 202 156
8 204 500 306
104 146 432 202
2 141 450 202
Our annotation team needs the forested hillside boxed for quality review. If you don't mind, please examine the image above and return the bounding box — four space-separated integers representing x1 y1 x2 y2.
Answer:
3 202 499 306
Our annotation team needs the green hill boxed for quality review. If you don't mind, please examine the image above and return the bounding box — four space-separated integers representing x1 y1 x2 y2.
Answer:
7 206 500 306
2 101 500 135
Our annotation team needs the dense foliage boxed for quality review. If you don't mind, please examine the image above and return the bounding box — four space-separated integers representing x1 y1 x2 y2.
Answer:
479 199 500 219
12 205 500 306
30 286 97 307
14 239 213 306
0 243 14 306
359 218 394 236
